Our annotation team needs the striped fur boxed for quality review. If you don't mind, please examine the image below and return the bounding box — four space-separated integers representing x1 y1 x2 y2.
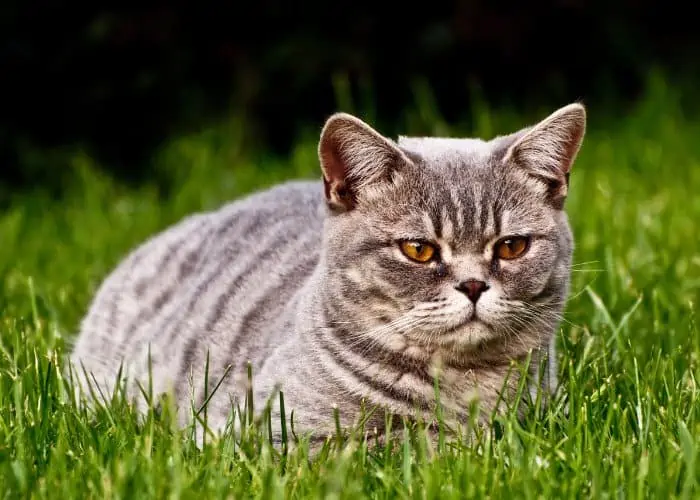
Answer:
70 103 586 443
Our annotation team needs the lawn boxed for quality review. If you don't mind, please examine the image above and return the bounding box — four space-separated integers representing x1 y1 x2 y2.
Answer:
1 76 699 498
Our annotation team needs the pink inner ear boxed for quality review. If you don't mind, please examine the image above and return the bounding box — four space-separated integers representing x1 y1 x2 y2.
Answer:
319 134 357 210
323 175 332 200
320 140 346 186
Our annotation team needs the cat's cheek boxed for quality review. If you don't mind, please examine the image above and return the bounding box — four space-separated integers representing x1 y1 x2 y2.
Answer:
494 264 543 299
495 245 557 296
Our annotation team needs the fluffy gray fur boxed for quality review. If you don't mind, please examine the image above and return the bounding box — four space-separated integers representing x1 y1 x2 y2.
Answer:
70 103 586 443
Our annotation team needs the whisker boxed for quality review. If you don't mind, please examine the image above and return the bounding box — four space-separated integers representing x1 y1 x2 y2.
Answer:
570 260 600 268
338 315 429 355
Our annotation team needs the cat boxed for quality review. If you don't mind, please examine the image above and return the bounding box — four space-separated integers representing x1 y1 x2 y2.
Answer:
69 103 586 445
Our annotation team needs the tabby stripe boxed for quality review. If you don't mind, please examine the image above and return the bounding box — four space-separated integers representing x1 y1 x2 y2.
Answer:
314 329 434 412
173 221 299 404
173 244 279 406
154 210 265 349
122 221 212 341
133 219 206 299
232 257 318 369
201 245 280 335
213 207 267 241
196 233 319 406
340 276 400 311
320 299 434 383
129 235 213 340
431 203 443 240
532 283 556 303
165 240 277 366
493 195 503 236
466 188 479 240
196 257 318 409
328 324 435 386
194 212 288 339
103 241 156 341
375 256 409 275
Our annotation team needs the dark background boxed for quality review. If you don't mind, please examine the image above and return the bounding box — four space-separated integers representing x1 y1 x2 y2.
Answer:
2 1 699 199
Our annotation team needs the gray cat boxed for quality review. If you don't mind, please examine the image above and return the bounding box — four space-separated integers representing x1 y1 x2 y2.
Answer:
70 103 586 444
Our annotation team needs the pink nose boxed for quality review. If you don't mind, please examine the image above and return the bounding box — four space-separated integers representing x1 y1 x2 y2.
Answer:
455 279 490 303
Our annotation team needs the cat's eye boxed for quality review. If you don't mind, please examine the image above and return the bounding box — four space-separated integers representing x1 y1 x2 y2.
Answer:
400 241 436 263
494 236 530 260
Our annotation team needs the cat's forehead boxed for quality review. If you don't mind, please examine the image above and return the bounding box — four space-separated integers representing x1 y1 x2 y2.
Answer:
397 135 502 191
397 136 493 163
383 136 553 244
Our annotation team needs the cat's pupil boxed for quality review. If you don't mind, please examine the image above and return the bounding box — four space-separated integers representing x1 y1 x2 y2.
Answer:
414 244 424 253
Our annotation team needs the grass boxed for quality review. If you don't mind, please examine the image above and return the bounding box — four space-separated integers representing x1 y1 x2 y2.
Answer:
1 74 699 498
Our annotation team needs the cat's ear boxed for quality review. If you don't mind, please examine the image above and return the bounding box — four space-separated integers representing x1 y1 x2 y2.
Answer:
318 112 412 212
503 103 586 206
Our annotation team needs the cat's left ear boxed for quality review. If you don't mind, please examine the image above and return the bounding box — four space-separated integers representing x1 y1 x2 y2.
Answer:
318 113 413 212
503 103 586 207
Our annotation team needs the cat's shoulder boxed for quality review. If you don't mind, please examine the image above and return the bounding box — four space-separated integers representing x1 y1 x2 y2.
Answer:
211 179 325 220
243 179 323 206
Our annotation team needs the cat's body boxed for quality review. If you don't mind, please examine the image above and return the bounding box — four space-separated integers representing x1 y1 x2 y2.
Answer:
70 104 586 443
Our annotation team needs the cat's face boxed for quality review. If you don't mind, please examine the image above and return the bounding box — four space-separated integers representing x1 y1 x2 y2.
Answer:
318 105 585 356
322 155 573 353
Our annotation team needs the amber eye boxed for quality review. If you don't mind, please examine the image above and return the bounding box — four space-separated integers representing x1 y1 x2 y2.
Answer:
400 241 436 263
494 236 530 260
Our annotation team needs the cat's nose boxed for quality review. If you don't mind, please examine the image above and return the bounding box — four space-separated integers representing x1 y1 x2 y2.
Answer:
455 279 490 303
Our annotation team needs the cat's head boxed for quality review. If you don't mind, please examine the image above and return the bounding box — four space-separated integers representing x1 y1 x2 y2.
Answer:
317 104 585 358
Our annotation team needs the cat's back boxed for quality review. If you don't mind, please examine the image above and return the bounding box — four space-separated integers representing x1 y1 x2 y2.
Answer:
71 180 325 396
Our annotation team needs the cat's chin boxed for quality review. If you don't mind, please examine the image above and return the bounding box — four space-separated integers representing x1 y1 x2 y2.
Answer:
408 317 496 351
439 320 495 349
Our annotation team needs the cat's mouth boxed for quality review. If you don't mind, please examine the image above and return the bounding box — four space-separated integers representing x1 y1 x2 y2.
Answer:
429 317 494 349
462 303 486 324
441 311 487 334
404 301 494 344
403 305 496 348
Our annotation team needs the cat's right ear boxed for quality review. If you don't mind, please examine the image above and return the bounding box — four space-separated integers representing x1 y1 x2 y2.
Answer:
318 113 412 212
502 103 586 208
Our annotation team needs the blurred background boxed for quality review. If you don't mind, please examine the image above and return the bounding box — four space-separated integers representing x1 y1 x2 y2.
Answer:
1 0 699 203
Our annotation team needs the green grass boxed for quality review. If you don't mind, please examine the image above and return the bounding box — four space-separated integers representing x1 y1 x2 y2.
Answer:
1 75 700 498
